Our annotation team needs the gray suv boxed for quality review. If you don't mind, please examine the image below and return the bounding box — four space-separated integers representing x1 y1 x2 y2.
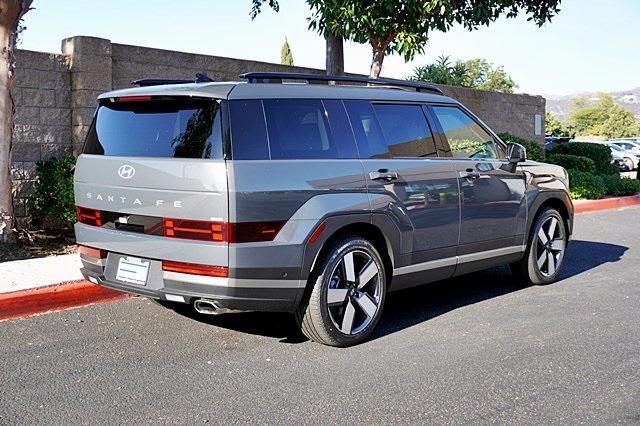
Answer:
75 72 573 346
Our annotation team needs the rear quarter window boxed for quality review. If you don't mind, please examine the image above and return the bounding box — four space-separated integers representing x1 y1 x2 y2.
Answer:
229 99 358 160
84 98 222 159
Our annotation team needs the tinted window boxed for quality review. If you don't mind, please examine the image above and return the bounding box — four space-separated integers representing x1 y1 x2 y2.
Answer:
344 100 387 159
372 104 436 158
229 100 269 160
432 106 497 159
262 99 354 160
345 101 436 158
322 99 359 159
84 99 222 158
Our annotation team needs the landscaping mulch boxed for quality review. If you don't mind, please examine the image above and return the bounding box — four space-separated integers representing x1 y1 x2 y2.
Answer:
0 232 76 262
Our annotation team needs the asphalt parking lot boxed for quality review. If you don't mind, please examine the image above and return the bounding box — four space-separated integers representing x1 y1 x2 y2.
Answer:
1 207 639 424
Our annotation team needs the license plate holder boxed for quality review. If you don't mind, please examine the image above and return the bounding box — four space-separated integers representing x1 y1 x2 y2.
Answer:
115 256 150 286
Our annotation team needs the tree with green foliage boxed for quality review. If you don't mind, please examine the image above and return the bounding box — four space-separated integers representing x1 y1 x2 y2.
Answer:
412 56 517 93
462 58 517 92
307 0 561 78
280 37 294 65
252 0 562 79
545 111 569 136
411 55 468 86
569 94 640 139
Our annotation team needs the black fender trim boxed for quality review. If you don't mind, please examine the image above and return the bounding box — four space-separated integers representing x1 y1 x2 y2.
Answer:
526 190 574 241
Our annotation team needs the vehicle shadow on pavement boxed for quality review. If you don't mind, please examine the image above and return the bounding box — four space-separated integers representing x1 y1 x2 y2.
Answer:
372 239 627 341
167 239 627 345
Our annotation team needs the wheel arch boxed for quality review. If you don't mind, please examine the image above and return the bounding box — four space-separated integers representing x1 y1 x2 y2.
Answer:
300 215 399 289
526 191 574 243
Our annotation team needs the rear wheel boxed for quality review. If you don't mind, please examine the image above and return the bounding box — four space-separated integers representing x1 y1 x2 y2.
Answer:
295 236 387 347
511 208 567 285
623 157 634 171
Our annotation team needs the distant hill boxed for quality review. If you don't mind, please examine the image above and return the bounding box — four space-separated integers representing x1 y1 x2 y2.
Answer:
546 88 640 119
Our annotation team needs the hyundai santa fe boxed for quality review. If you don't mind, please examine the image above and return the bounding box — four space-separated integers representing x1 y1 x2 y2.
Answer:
75 72 573 347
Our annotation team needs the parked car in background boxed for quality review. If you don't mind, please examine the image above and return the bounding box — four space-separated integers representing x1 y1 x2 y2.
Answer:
609 140 640 156
607 143 639 171
544 136 571 152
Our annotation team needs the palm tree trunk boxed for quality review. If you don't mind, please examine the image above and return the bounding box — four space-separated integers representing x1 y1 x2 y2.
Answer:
0 0 32 243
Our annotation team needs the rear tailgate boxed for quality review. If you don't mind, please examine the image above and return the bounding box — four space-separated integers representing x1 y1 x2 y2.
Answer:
74 96 228 267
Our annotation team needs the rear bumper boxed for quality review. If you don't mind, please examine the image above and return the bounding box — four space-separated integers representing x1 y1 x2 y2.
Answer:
80 261 304 313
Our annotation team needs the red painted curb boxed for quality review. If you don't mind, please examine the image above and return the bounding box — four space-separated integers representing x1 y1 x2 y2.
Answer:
0 280 130 321
574 194 640 214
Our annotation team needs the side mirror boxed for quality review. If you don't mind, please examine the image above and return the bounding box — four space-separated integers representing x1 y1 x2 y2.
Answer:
507 142 527 163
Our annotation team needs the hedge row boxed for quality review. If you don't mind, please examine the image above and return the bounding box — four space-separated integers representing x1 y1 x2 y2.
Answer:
546 154 596 174
549 142 618 176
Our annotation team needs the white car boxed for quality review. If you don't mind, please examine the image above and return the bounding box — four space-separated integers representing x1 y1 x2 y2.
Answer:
607 143 639 171
610 139 640 155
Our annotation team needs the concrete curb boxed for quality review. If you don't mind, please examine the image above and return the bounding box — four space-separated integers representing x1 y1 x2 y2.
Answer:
574 194 640 214
0 280 129 321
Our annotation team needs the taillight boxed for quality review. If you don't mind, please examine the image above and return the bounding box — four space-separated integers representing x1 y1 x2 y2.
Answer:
162 219 285 243
228 221 286 243
78 244 105 259
76 206 103 227
163 219 226 242
162 260 228 277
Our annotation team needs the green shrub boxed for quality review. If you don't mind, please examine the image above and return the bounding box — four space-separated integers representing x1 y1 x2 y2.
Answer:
550 142 616 175
31 155 76 231
568 169 606 200
601 174 640 196
546 154 596 174
498 133 545 162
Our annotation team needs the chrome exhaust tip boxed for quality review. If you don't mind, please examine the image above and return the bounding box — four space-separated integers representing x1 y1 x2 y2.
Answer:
193 299 221 315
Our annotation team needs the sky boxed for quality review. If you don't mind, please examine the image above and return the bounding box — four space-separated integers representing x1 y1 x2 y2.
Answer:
18 0 640 96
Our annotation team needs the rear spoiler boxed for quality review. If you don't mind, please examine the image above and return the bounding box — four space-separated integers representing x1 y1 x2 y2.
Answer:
132 73 214 87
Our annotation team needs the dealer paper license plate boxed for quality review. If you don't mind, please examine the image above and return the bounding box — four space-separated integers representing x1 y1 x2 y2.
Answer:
115 256 150 286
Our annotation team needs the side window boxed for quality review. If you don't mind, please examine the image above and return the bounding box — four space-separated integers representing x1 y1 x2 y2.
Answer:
263 99 357 159
432 106 498 160
322 100 359 159
344 101 436 158
229 100 269 160
343 100 387 159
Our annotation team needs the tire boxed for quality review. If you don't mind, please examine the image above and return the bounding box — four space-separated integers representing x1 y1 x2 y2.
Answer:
295 235 387 347
623 157 634 171
510 207 567 285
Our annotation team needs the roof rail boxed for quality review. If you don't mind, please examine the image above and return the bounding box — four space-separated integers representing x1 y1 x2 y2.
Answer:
239 72 443 95
132 73 214 87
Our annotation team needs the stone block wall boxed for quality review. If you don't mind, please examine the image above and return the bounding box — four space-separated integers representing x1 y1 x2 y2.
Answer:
438 85 545 143
10 36 545 225
11 50 71 222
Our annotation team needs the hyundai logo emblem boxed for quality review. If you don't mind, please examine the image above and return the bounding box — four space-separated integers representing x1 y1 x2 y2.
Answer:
118 165 136 179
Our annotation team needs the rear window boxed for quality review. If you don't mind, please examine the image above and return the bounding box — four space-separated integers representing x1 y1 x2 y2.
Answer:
84 98 223 159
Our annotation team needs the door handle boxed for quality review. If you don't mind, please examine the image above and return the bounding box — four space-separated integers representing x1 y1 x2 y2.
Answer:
459 169 489 180
369 169 398 181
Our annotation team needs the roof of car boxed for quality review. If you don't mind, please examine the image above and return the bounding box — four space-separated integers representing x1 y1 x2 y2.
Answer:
97 81 458 104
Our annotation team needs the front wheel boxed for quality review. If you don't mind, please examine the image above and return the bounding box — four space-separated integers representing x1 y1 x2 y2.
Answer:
511 208 567 285
623 157 634 171
295 236 387 347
